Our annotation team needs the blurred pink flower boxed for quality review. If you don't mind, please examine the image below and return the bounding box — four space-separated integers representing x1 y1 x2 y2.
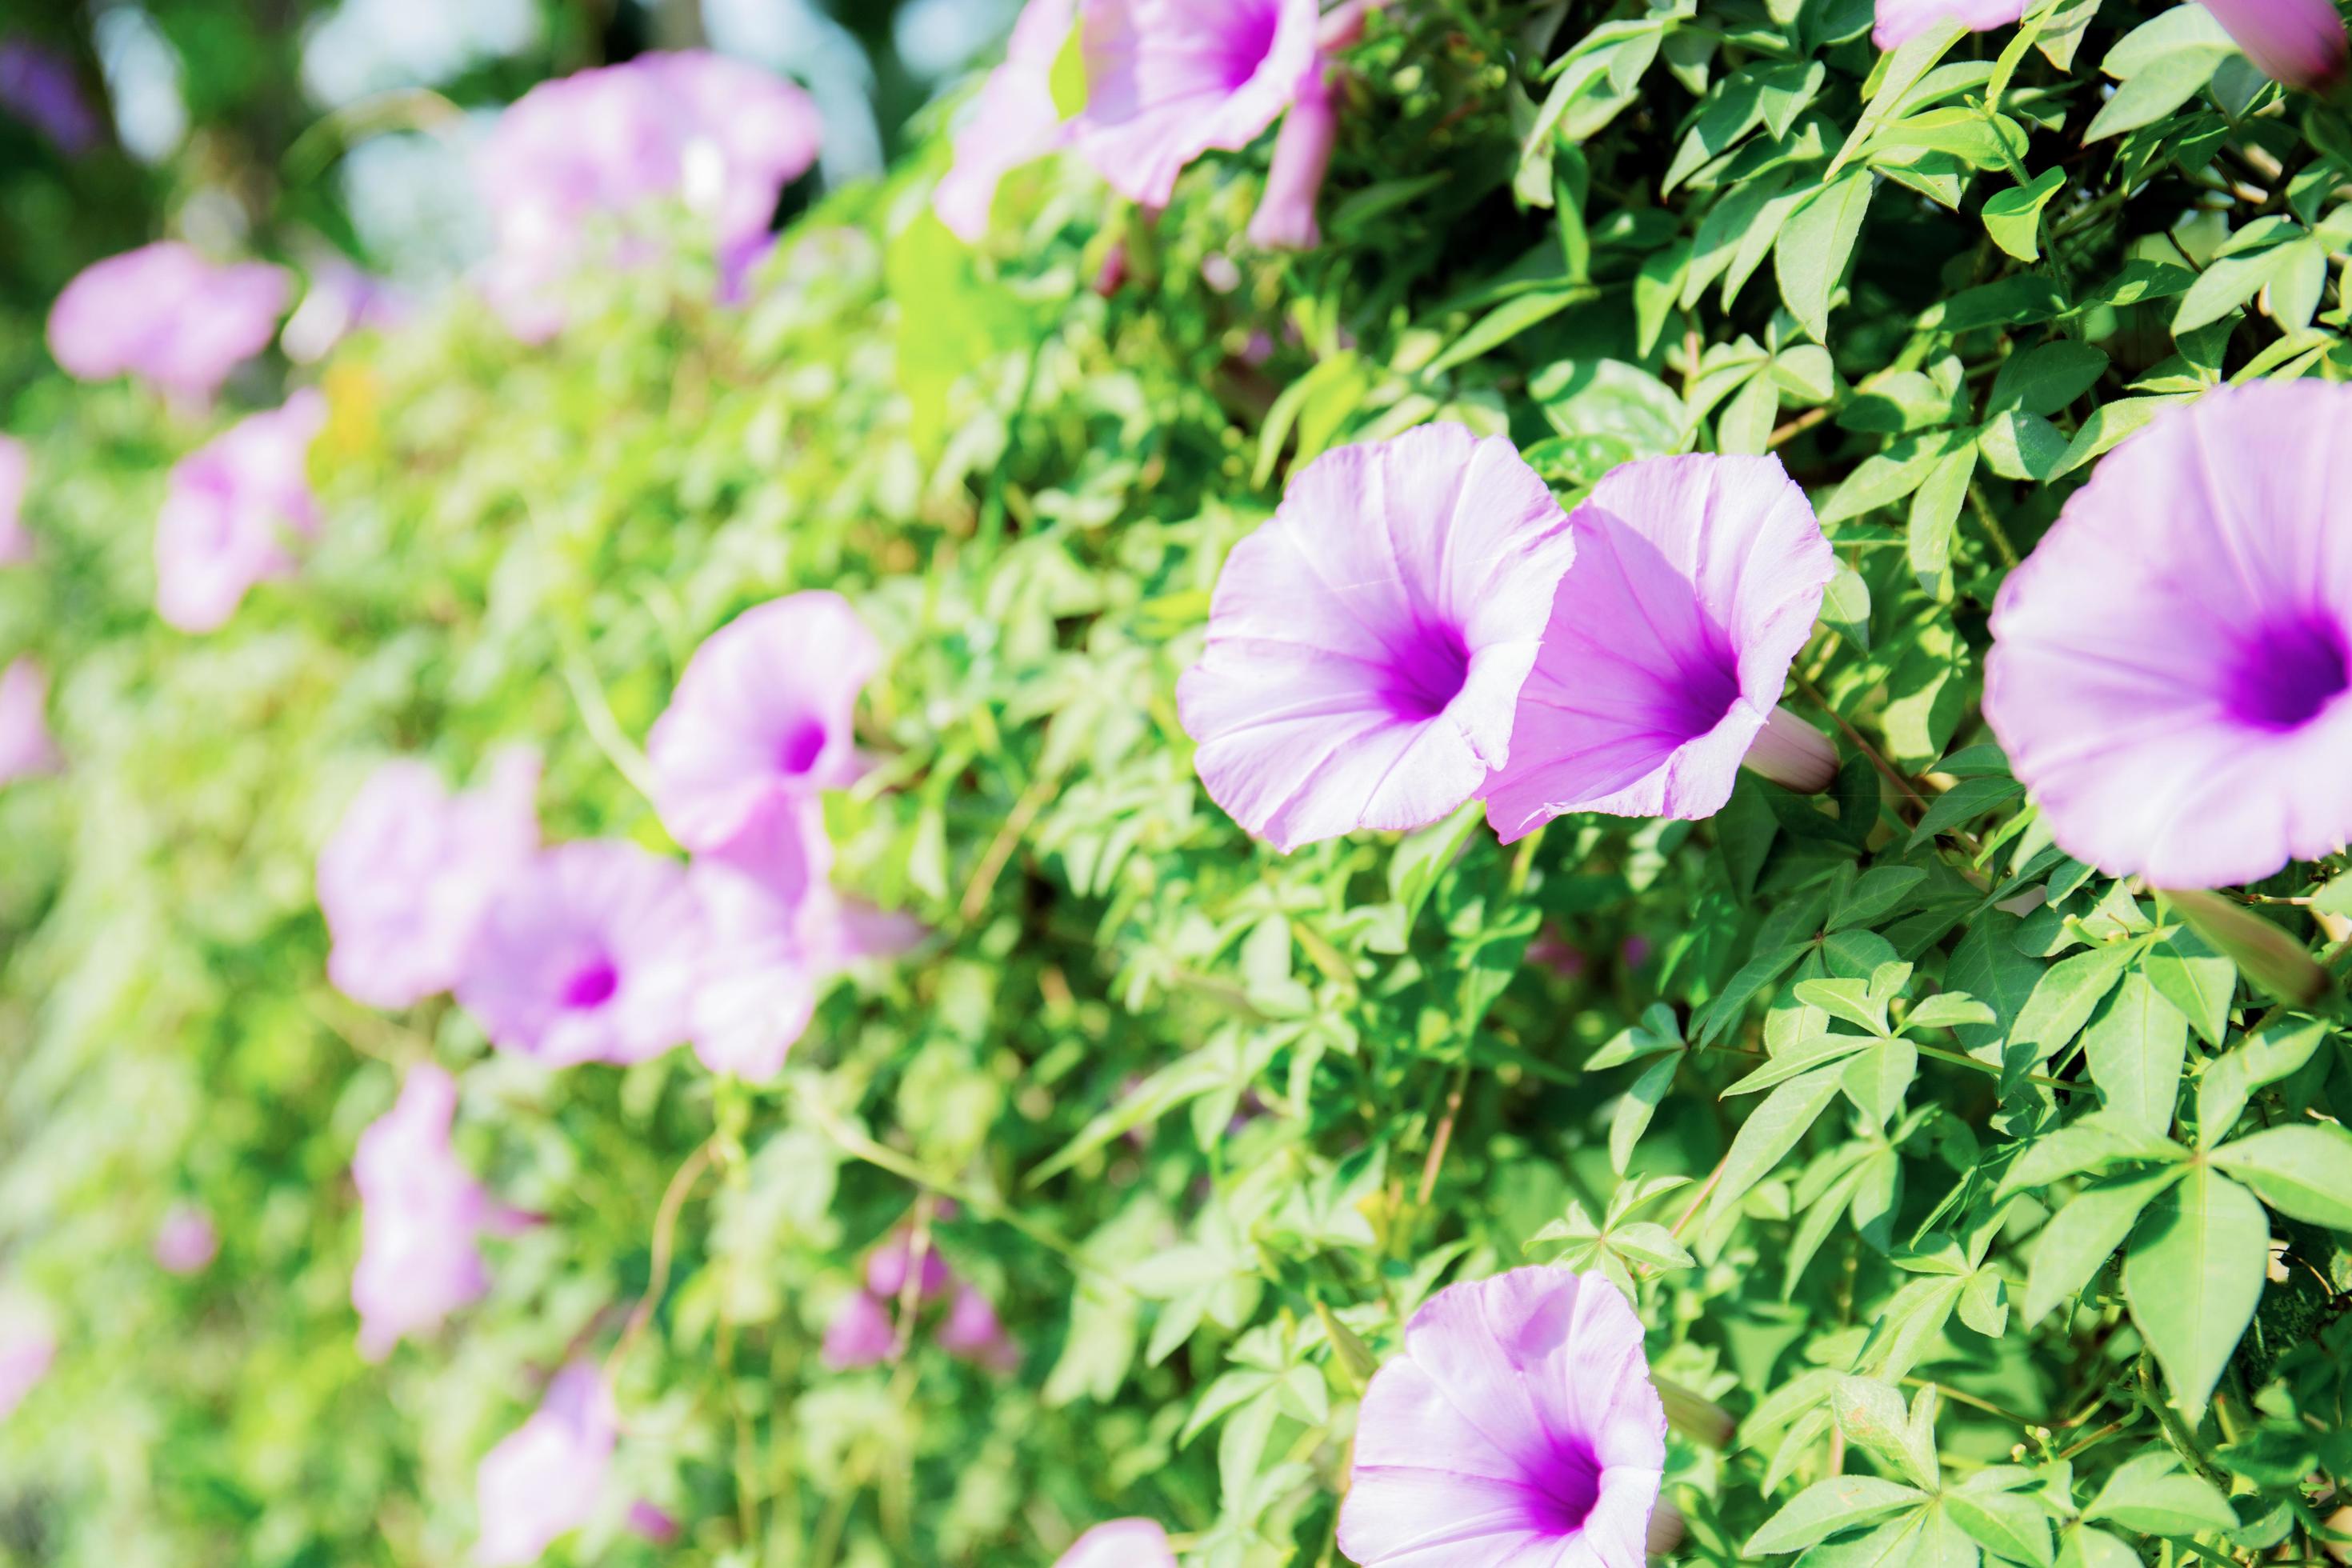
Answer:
2202 0 2346 87
353 1065 518 1359
689 798 825 1081
46 242 290 406
318 750 540 1010
1246 60 1337 250
1056 1518 1177 1567
625 1500 679 1544
476 1362 617 1566
0 657 59 786
154 1204 219 1274
821 1290 896 1370
1482 454 1836 842
0 1295 54 1422
1871 0 2029 49
934 0 1078 241
865 1226 954 1302
650 592 879 854
0 434 31 565
475 52 821 340
0 38 101 155
938 1284 1020 1372
154 388 327 633
458 841 702 1068
1986 382 2352 888
1620 935 1653 970
1338 1266 1665 1567
1178 422 1577 851
282 258 411 366
1528 926 1587 981
1074 0 1322 207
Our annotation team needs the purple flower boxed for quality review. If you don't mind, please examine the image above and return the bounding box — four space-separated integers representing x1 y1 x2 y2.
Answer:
319 750 541 1010
0 658 59 786
2198 0 2348 88
821 1290 897 1370
650 592 879 854
625 1501 680 1544
1986 382 2352 889
0 38 100 155
154 389 327 634
1338 1266 1666 1568
1246 59 1338 251
1483 454 1837 841
1870 0 2030 48
456 840 702 1068
154 1204 218 1274
282 258 410 366
0 434 33 566
1056 1518 1177 1567
46 242 290 406
353 1066 517 1358
476 1362 617 1566
0 1295 54 1422
474 52 821 340
938 1284 1020 1372
1178 422 1577 851
865 1226 954 1302
690 799 824 1081
934 0 1078 242
1074 0 1322 207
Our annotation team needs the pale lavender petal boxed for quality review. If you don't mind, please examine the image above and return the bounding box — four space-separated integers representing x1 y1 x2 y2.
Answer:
938 1284 1020 1371
650 591 881 853
1338 1266 1665 1568
1986 382 2352 888
153 1204 219 1274
2199 0 2348 86
457 840 702 1067
1056 1518 1178 1568
0 38 101 154
1485 454 1833 840
1178 422 1577 851
1074 0 1322 206
0 1295 55 1422
934 0 1079 242
866 1230 954 1302
1872 0 2030 48
319 749 541 1010
476 1362 618 1566
353 1066 506 1358
155 390 327 633
822 1291 897 1370
0 435 30 565
0 658 59 786
46 242 289 405
626 1501 680 1543
1246 61 1337 251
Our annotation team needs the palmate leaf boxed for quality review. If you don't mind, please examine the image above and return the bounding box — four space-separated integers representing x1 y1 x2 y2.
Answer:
2022 1165 2184 1324
1746 1475 1932 1555
2210 1124 2352 1230
2124 1165 2269 1415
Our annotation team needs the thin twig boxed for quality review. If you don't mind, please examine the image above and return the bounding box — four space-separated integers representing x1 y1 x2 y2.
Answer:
1416 1066 1471 1206
607 1138 718 1378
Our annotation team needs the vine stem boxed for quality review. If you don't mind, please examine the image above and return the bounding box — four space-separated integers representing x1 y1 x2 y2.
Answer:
1669 1154 1730 1241
1415 1065 1471 1206
606 1138 718 1380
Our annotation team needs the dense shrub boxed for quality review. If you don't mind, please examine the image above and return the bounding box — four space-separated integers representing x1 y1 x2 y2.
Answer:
4 2 2352 1565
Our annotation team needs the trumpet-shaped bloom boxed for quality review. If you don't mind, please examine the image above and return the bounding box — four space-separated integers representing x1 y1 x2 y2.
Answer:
2199 0 2348 88
938 1284 1020 1371
1057 1518 1178 1568
1986 382 2352 888
822 1290 896 1370
46 242 290 405
0 658 59 786
0 1294 54 1422
1483 454 1834 841
1246 61 1337 250
866 1226 954 1302
1074 0 1322 207
0 38 100 154
475 52 822 339
318 750 541 1010
1178 422 1577 851
1871 0 2029 48
476 1362 617 1566
1338 1266 1666 1568
690 800 825 1081
154 1205 218 1274
0 434 30 565
650 592 879 852
934 0 1078 241
353 1066 518 1358
155 389 328 633
457 840 702 1068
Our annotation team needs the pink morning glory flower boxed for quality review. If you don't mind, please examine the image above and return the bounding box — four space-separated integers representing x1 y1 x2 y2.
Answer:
0 657 59 786
1338 1266 1666 1568
353 1065 518 1359
650 592 879 854
154 388 328 634
0 1294 54 1422
625 1501 680 1543
938 1284 1020 1372
689 797 826 1081
1178 422 1577 852
0 434 31 565
2199 0 2349 88
474 52 821 341
318 750 541 1010
821 1290 897 1370
476 1361 617 1566
282 258 411 366
154 1204 219 1274
1484 453 1838 842
865 1226 954 1302
46 242 290 406
0 38 101 155
1871 0 2029 49
457 840 703 1068
934 0 1079 242
1245 58 1338 250
1986 382 2352 889
1056 1518 1177 1567
1074 0 1322 208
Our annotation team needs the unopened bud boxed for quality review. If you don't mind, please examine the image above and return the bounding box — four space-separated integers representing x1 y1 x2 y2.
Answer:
1654 1374 1735 1449
1742 705 1838 794
2160 888 2330 1006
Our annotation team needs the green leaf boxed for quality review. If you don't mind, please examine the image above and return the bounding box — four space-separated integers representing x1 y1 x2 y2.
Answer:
2058 1526 2146 1568
2010 942 2137 1066
1389 800 1486 926
2173 239 2304 334
2198 1017 2331 1146
1946 1488 2054 1568
2210 1123 2352 1230
1427 286 1600 376
1986 341 2110 418
2142 926 2236 1046
1978 410 2070 482
1610 1054 1682 1174
1686 172 1795 309
1822 563 1873 650
2080 971 2189 1138
1726 1032 1878 1095
1909 777 2022 850
2023 1166 2184 1324
1707 1064 1850 1226
1746 1475 1932 1554
1906 441 1978 599
1821 429 1970 525
1830 1375 1940 1490
1905 991 1997 1030
2124 1165 2269 1416
1982 169 2066 261
2083 1451 2239 1536
1775 173 1877 342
